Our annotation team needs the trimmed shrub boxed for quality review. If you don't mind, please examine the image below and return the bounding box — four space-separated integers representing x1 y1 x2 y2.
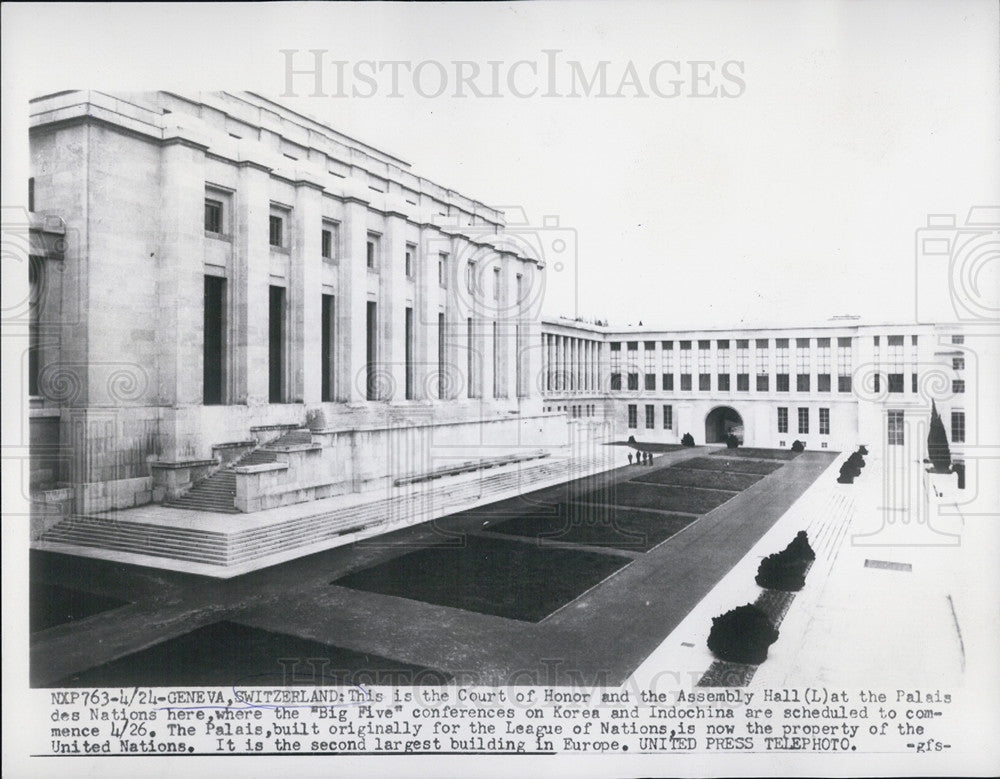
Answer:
787 530 815 561
927 400 952 473
791 440 805 453
756 552 806 591
755 532 814 592
681 432 695 447
858 445 869 456
724 433 740 449
837 460 858 483
707 604 780 664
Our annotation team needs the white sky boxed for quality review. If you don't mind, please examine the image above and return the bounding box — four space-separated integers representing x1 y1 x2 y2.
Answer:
3 1 998 329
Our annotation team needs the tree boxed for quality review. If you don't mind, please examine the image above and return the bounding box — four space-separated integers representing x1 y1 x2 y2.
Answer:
927 400 951 473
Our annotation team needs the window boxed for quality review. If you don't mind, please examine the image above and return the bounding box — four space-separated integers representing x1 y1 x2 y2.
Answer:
680 374 692 391
819 408 830 435
837 337 852 392
405 243 416 277
467 318 477 398
322 294 336 402
663 404 673 429
796 374 810 392
717 340 730 373
777 374 789 392
951 411 965 443
645 374 656 390
912 373 918 393
699 374 711 391
367 235 380 269
662 340 673 350
493 267 502 300
628 373 639 391
662 373 674 391
645 340 657 350
269 214 283 247
627 404 637 429
952 335 964 344
204 199 223 233
953 357 965 371
737 374 749 391
778 407 788 434
888 373 904 393
798 407 809 435
757 374 769 392
610 341 621 351
611 373 622 391
439 253 448 286
627 341 638 351
953 379 965 393
645 405 655 429
817 374 831 392
873 373 881 393
718 374 730 391
322 223 340 261
466 261 476 294
887 410 904 445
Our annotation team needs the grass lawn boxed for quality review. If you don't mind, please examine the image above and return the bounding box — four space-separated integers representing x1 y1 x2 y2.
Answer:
577 481 736 515
709 447 800 461
671 456 785 476
49 621 450 687
634 467 765 492
488 504 698 552
333 534 630 622
31 582 128 633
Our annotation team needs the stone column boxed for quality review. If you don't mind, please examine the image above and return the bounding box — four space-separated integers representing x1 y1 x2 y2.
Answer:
381 211 407 400
340 197 370 403
414 225 439 400
290 177 324 404
158 135 208 408
233 160 272 406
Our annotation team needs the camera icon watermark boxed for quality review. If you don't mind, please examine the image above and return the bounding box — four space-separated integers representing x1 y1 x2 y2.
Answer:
914 206 1000 325
422 206 576 326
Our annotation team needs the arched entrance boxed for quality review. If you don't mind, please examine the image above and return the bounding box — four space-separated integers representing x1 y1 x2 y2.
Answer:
705 406 744 444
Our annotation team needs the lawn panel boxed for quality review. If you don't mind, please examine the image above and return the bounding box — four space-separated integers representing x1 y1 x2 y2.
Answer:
333 535 629 622
489 504 698 552
709 447 800 460
633 467 764 492
578 482 736 515
31 582 128 633
671 456 784 476
49 620 449 687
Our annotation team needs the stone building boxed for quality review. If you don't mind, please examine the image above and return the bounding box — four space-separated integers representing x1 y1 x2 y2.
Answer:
29 91 554 520
540 317 971 460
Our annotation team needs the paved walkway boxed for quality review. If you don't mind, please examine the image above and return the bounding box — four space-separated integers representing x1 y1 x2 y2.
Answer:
631 452 995 706
31 447 836 687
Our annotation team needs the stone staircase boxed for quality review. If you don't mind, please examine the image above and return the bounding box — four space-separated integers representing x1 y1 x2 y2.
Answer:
37 453 605 572
161 431 300 513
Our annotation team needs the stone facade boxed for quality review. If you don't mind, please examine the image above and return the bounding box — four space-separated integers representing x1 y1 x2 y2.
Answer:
541 317 971 458
28 91 547 514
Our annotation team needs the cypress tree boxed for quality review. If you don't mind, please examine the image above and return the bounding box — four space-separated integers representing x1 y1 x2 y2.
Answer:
927 400 951 473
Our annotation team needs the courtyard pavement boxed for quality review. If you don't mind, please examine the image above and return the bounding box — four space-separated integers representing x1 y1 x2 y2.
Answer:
31 446 836 687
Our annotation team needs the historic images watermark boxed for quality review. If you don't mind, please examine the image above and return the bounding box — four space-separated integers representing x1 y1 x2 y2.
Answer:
280 49 746 100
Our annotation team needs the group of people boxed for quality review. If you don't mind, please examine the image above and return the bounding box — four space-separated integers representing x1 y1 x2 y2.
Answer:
628 450 654 465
